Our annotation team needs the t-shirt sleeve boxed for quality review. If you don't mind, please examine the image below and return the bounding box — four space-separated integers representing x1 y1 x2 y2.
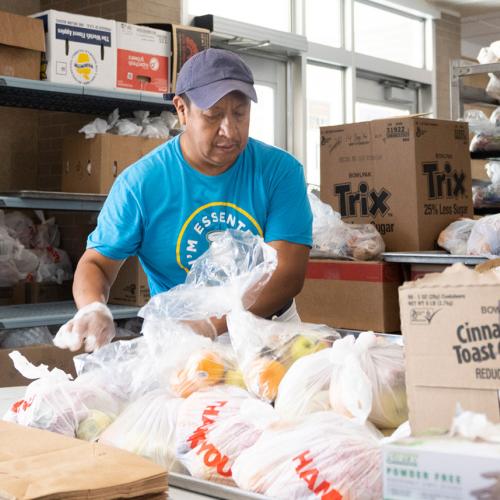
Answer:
87 175 143 260
264 156 313 246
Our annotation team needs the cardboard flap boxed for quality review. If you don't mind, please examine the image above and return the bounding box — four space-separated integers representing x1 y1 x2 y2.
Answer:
0 11 45 52
0 421 167 498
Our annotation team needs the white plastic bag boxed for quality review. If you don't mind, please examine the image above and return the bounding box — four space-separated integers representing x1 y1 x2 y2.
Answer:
308 193 385 260
175 386 267 485
33 246 73 283
328 332 408 429
3 351 120 437
437 218 476 255
99 390 185 470
232 411 383 500
467 213 500 256
4 211 36 248
486 160 500 185
33 211 61 249
0 326 53 348
227 309 339 403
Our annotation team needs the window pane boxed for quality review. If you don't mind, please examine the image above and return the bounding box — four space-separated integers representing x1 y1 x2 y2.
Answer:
307 64 344 187
186 0 291 32
250 84 275 145
305 0 342 47
354 1 424 68
355 101 410 122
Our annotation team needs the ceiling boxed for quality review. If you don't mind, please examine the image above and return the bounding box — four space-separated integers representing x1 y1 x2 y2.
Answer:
429 0 500 16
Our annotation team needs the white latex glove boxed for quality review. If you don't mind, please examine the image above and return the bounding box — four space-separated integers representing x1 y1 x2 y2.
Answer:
54 302 116 352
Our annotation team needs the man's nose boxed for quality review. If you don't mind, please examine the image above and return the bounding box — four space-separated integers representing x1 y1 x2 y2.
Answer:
218 115 238 138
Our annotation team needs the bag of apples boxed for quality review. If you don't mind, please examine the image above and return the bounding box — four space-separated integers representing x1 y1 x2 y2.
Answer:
227 310 339 403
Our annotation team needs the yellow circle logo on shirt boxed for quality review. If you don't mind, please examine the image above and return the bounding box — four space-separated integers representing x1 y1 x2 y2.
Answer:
176 202 263 273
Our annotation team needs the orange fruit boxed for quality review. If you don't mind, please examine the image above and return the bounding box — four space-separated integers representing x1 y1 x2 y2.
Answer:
248 358 287 402
171 351 225 398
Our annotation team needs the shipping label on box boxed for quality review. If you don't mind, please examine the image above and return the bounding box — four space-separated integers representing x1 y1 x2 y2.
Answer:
320 117 473 251
33 10 115 89
383 438 500 499
399 264 500 434
116 23 171 94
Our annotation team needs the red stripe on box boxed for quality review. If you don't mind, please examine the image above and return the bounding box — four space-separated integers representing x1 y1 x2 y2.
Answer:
306 260 403 283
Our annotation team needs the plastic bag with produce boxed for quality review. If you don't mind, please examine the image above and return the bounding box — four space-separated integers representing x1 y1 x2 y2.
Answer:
232 411 383 500
3 351 120 438
175 386 274 485
467 213 500 257
227 309 339 403
328 332 408 429
99 390 185 470
308 193 385 260
4 211 36 248
437 218 476 255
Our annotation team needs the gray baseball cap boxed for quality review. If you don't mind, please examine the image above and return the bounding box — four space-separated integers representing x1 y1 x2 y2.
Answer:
175 48 258 109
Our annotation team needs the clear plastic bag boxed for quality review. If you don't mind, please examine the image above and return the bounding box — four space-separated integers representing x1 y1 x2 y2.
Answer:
33 247 73 284
4 211 36 248
227 309 339 403
175 385 264 485
33 211 61 249
437 218 476 255
0 224 38 284
308 193 385 260
486 160 500 185
99 389 185 470
328 332 408 429
3 351 120 437
232 411 383 500
467 213 500 256
0 326 53 348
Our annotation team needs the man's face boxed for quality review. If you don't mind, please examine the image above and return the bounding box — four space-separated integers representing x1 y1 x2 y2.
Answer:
175 91 251 174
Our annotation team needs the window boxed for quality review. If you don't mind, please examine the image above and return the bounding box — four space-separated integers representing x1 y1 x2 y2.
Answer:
249 84 275 145
305 0 342 48
354 1 425 68
355 102 411 121
185 0 292 32
306 63 344 186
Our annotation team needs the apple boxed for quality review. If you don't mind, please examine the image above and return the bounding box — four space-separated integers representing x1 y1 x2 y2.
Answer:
225 369 246 389
289 335 318 362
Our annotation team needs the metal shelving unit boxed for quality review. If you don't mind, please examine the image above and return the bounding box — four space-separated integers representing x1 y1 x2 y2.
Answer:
0 191 105 211
0 76 174 116
0 302 140 329
383 251 487 265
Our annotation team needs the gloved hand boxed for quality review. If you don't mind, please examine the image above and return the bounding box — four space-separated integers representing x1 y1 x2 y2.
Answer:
54 302 116 352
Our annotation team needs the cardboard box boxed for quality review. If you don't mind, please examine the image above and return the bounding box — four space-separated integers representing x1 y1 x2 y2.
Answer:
116 22 171 94
0 344 80 387
320 117 473 251
109 256 150 307
399 264 500 434
0 11 45 79
295 259 403 332
25 281 73 303
62 134 166 194
33 10 115 88
0 283 26 306
383 436 500 499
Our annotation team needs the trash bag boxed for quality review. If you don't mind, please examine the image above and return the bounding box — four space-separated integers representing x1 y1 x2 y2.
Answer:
467 213 500 256
437 219 476 255
232 411 383 500
308 193 385 260
0 326 53 348
3 351 120 437
175 386 271 485
99 389 185 470
227 309 339 403
328 333 408 429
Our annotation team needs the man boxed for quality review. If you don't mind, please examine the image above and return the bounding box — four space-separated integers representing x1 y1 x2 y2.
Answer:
55 48 312 352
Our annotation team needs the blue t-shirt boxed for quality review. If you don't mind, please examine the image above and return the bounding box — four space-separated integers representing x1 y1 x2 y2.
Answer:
87 135 312 296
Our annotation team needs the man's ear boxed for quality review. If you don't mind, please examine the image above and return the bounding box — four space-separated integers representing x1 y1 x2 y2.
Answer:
173 95 188 126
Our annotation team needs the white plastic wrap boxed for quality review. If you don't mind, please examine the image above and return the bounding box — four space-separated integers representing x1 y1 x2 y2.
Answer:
467 213 500 256
227 308 339 403
99 390 185 470
309 193 385 260
437 219 476 255
232 411 383 500
328 333 408 429
175 386 267 485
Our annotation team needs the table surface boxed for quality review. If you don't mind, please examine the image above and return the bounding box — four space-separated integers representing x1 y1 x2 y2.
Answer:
0 386 208 500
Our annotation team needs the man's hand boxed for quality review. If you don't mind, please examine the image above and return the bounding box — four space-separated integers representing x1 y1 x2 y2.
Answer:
471 471 500 500
54 302 116 352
